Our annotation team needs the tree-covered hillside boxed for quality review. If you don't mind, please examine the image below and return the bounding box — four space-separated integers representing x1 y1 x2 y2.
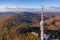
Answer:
0 12 60 40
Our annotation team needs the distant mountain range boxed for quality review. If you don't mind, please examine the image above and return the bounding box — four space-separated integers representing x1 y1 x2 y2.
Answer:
0 7 40 12
0 6 60 12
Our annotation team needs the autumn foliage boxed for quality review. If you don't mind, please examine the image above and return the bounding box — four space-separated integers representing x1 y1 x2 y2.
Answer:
0 12 60 40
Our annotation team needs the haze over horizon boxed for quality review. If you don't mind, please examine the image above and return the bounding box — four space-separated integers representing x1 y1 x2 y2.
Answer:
0 0 60 12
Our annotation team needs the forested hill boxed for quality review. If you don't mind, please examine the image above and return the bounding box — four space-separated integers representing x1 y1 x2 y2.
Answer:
0 12 60 40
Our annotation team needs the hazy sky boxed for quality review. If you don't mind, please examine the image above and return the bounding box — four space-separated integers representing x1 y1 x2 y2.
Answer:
0 0 60 8
0 0 60 12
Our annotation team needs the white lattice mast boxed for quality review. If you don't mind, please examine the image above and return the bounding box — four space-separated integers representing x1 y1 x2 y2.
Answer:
40 0 44 40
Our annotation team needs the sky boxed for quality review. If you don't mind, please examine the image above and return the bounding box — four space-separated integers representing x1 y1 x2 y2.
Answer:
0 0 60 12
0 0 41 8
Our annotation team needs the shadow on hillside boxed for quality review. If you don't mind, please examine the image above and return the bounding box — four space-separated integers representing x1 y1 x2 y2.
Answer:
16 27 40 35
16 27 60 38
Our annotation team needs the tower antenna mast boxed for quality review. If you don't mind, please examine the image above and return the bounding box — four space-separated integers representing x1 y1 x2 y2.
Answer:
40 0 44 40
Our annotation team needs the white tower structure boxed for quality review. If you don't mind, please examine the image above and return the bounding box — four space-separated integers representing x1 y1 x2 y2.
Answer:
40 0 44 40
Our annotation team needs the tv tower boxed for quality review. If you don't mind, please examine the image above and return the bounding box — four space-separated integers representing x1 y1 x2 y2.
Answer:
40 0 44 40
